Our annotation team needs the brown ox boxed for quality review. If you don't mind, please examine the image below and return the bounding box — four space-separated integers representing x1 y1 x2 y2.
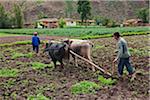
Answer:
63 39 95 71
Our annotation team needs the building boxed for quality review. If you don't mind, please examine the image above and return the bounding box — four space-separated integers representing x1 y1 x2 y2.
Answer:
36 18 59 28
123 19 143 26
65 18 76 27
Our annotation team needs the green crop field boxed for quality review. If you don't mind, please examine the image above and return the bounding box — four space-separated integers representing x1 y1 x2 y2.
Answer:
0 26 149 38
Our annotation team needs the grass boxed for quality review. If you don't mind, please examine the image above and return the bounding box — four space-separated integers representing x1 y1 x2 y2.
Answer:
11 52 34 59
129 48 149 56
27 93 50 100
0 40 45 47
71 81 100 95
2 79 16 88
80 31 149 39
0 32 22 37
31 62 54 70
3 48 15 53
0 40 32 47
0 69 18 77
93 45 105 50
98 75 117 86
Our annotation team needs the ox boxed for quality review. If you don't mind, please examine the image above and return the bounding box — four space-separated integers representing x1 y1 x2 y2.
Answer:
43 41 69 68
63 39 95 71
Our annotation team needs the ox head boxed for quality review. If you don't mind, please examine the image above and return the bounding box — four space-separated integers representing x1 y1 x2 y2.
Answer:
43 40 69 53
62 39 73 47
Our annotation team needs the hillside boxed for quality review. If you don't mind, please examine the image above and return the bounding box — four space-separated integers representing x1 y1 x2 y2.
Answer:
0 0 149 23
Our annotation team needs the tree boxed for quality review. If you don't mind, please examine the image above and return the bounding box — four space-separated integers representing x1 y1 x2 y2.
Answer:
65 0 74 18
58 18 66 28
38 12 48 19
0 3 7 28
13 4 24 28
77 0 91 25
0 3 12 28
137 8 149 23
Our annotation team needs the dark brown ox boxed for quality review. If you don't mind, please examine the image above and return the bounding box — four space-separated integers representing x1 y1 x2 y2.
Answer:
63 39 95 71
43 41 69 68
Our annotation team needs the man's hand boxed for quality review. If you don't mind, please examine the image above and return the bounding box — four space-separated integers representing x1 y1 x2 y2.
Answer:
113 58 118 63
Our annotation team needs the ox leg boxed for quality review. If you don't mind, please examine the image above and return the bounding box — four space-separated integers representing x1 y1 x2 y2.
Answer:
59 59 64 69
72 55 78 67
66 53 70 67
75 56 78 67
53 60 57 68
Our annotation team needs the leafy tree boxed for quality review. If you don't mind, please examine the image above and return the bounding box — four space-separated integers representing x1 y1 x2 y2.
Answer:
77 0 91 25
0 3 7 28
13 4 24 28
0 3 12 28
137 8 149 23
65 0 74 18
38 12 48 19
58 18 66 28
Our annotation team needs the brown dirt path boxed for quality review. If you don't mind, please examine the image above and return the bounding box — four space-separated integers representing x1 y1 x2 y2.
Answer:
0 35 67 44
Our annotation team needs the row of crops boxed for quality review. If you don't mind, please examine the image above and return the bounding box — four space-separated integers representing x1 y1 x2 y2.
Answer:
0 26 149 37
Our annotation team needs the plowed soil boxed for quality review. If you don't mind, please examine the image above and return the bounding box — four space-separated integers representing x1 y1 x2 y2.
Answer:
0 35 149 100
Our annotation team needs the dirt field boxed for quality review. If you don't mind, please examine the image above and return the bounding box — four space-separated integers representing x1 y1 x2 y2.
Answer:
0 35 149 100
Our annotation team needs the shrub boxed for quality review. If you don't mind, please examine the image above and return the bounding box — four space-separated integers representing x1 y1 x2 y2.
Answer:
71 81 100 95
59 18 66 28
98 75 117 86
137 8 149 23
106 20 117 27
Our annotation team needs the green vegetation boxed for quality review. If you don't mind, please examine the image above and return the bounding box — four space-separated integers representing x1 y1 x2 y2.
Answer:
129 48 149 56
4 47 15 53
0 26 149 37
137 8 149 23
1 79 16 88
31 62 54 70
94 16 118 27
27 93 49 100
98 76 117 86
13 4 23 28
0 4 13 28
0 69 18 77
80 31 149 39
36 83 57 94
93 45 105 50
0 40 32 47
77 0 91 24
0 33 22 37
12 52 34 59
59 18 66 28
71 81 100 95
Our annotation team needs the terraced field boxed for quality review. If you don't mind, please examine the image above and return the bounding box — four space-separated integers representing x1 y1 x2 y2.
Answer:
0 35 149 100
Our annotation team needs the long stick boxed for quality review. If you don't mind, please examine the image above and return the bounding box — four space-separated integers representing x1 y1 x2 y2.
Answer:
112 62 115 75
70 50 112 76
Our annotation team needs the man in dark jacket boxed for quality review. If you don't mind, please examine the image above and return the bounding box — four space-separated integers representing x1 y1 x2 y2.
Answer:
32 32 40 53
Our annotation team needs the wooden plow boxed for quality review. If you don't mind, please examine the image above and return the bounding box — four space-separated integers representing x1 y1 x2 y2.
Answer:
70 50 112 76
